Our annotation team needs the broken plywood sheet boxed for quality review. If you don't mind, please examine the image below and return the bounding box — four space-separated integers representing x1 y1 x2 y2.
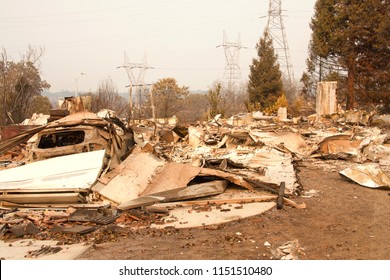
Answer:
339 164 390 189
142 161 256 196
0 150 105 192
118 180 228 210
92 151 165 204
151 201 276 229
141 163 202 196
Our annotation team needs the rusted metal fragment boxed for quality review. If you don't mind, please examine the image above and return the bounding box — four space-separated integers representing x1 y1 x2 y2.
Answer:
0 201 110 209
9 222 40 237
51 224 98 235
277 182 286 209
118 180 228 210
25 245 63 258
68 208 118 224
0 193 86 204
0 125 47 156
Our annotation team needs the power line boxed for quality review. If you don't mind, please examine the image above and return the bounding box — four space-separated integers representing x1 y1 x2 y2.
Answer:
265 0 295 86
117 52 152 119
217 31 246 92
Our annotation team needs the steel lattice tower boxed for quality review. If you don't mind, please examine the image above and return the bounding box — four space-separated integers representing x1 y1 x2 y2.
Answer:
218 31 244 93
118 52 151 118
265 0 294 86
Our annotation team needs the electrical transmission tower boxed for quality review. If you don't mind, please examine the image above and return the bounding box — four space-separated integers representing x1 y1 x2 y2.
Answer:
217 31 244 93
265 0 294 86
118 52 152 119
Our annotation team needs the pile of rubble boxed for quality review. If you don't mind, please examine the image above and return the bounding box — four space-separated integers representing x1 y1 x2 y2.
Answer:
0 97 389 259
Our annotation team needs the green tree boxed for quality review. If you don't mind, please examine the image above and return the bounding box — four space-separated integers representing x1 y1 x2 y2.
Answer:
310 0 389 109
247 31 283 112
0 47 50 124
300 42 319 100
265 93 288 115
149 78 189 118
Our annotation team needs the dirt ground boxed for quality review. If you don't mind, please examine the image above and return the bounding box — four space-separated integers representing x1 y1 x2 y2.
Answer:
78 160 390 260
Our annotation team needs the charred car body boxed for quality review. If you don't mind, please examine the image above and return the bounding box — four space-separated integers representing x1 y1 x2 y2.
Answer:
25 110 135 170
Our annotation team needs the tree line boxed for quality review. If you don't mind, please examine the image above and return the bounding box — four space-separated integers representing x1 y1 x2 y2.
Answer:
1 0 388 126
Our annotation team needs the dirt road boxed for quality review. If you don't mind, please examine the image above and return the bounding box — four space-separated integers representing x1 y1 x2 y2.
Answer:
78 160 390 260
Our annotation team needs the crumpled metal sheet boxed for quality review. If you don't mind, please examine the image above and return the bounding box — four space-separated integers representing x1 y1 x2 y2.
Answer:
339 164 390 189
249 131 308 156
317 134 362 157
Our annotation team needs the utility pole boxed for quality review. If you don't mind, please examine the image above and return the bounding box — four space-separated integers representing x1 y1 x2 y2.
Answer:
118 52 152 119
75 72 86 97
217 31 245 94
126 83 153 120
265 0 294 86
148 84 156 120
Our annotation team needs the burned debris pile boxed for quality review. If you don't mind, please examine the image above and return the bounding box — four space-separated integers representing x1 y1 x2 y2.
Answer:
0 96 389 259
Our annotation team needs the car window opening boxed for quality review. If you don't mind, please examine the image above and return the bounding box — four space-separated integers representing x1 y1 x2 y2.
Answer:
38 131 85 149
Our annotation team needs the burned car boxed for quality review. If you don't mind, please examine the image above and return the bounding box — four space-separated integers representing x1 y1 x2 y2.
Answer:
25 110 135 170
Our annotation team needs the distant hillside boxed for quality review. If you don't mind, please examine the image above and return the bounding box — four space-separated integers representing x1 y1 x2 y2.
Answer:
42 89 206 107
42 90 73 107
42 90 130 107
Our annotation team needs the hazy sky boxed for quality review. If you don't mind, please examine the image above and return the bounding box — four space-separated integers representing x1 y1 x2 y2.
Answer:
2 0 316 93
